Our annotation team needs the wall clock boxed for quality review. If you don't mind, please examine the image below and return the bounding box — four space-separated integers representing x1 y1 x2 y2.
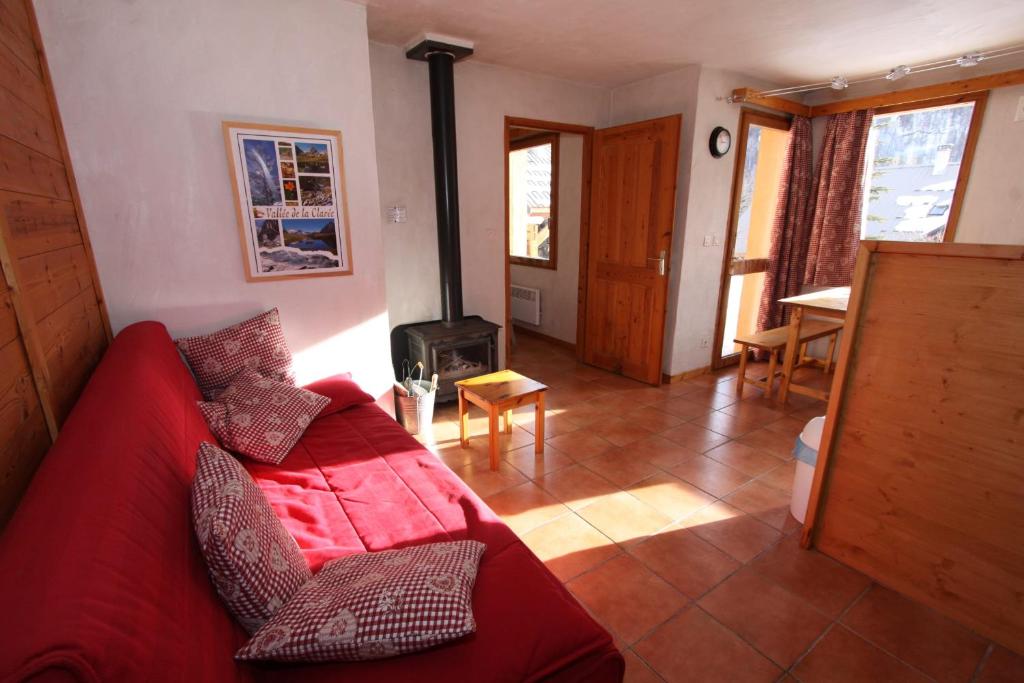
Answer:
709 126 732 158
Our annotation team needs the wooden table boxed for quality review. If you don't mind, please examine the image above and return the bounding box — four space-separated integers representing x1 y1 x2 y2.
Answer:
456 370 548 471
777 287 850 402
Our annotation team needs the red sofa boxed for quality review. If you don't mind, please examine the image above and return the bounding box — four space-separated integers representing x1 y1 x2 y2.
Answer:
0 322 623 682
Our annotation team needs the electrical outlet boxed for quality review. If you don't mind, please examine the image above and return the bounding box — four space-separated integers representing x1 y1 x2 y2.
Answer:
1015 95 1024 123
699 337 709 348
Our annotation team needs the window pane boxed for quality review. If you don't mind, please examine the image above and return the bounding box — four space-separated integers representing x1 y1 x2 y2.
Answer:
509 142 553 261
860 101 974 242
735 126 763 257
734 124 788 260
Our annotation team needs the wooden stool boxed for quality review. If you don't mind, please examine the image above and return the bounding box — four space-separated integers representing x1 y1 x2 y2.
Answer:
734 319 843 398
455 370 548 471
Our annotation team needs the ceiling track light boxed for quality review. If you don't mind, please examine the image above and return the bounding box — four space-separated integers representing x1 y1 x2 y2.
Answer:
957 53 984 67
886 64 911 80
739 43 1024 101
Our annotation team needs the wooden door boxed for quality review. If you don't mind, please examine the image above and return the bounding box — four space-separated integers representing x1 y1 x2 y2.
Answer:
582 115 680 384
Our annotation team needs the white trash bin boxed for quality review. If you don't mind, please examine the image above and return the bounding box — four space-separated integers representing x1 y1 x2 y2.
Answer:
790 416 825 524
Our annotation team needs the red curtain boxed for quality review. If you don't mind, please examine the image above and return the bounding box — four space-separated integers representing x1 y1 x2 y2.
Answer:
804 109 874 286
757 116 813 333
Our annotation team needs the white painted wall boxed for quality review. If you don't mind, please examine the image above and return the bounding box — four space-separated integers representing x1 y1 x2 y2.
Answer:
956 85 1024 244
509 133 583 344
371 50 779 377
610 66 781 376
34 0 394 402
369 41 439 328
369 42 611 365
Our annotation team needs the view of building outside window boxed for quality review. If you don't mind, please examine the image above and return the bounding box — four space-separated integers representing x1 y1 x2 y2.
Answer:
860 101 975 242
508 142 553 261
734 126 763 256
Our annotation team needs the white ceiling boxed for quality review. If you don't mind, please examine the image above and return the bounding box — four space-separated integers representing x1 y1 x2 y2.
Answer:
360 0 1024 88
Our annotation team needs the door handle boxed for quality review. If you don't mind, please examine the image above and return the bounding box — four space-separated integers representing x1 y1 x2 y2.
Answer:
648 250 667 276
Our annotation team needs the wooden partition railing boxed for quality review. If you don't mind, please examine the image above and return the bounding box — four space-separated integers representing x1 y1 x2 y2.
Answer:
804 241 1024 653
0 0 110 526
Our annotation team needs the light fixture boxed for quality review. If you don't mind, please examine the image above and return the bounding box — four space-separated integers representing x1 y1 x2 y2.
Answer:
956 53 984 67
734 43 1024 101
886 65 911 80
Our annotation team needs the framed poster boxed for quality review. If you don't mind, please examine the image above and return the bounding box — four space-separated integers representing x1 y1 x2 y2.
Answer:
223 121 353 280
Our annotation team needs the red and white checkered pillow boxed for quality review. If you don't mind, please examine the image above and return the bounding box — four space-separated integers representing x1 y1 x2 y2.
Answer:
176 309 295 399
235 540 486 662
198 371 329 465
192 442 312 634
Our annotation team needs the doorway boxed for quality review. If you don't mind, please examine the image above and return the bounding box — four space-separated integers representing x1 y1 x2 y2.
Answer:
503 114 681 386
712 110 792 369
504 117 593 364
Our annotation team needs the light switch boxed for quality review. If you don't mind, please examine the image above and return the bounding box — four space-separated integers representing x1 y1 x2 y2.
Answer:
1015 96 1024 123
712 235 722 247
703 235 712 247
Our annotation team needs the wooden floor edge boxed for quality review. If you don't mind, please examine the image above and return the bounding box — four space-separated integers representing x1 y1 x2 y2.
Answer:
512 325 576 353
662 365 711 384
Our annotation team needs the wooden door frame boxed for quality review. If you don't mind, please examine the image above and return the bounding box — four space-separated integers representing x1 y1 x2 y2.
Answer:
503 116 594 366
711 108 792 370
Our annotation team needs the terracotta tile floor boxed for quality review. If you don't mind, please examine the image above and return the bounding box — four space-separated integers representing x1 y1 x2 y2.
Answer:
415 335 1022 682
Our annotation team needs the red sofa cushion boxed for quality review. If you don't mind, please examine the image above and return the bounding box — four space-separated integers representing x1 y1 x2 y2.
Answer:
0 322 623 683
301 373 374 418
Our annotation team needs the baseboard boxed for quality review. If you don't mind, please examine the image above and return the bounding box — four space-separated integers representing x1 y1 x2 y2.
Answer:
512 325 576 353
662 365 711 384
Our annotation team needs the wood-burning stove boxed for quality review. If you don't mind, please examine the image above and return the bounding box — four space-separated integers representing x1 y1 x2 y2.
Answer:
392 36 501 403
405 317 498 402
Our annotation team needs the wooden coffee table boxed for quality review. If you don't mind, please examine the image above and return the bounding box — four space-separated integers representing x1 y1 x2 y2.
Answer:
456 370 548 471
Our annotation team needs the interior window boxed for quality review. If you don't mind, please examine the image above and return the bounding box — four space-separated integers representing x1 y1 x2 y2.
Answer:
509 134 558 267
860 100 977 243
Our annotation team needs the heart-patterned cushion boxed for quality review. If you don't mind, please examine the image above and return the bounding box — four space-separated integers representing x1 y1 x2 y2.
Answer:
175 308 294 400
198 371 329 465
236 540 486 663
191 442 312 634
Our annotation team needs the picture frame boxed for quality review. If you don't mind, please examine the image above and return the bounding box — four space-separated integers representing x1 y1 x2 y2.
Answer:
222 121 354 281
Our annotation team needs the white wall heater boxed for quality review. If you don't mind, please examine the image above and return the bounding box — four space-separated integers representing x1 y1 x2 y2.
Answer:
510 284 541 326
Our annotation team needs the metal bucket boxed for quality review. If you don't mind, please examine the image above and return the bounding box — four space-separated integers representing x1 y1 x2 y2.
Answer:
396 379 436 435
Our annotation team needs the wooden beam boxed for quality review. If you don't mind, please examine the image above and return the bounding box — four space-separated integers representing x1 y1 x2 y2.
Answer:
808 68 1024 117
730 88 810 117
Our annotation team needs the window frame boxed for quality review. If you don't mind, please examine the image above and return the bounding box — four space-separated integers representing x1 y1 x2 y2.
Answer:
508 132 559 270
863 91 988 243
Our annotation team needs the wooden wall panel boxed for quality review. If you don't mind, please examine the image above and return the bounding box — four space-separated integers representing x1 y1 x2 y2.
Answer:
0 0 111 527
0 41 48 115
0 331 50 525
806 242 1024 654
